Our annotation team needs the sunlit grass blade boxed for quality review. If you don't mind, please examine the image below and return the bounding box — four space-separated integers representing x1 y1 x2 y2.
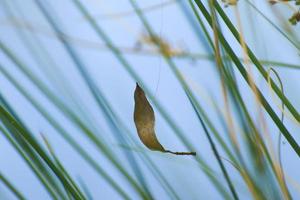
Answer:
0 60 133 200
0 105 85 200
192 0 300 157
0 60 143 199
186 92 239 199
31 1 152 197
72 0 234 198
0 172 26 200
212 0 300 122
128 0 240 198
1 0 299 199
185 1 293 198
0 97 71 200
41 134 87 200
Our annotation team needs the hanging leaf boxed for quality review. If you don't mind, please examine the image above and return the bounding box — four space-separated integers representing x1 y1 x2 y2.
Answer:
133 83 196 156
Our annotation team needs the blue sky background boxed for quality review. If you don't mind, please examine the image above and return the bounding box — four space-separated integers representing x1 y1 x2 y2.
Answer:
0 0 300 199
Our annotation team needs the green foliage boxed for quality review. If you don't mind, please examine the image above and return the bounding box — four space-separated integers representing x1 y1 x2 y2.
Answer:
0 0 299 199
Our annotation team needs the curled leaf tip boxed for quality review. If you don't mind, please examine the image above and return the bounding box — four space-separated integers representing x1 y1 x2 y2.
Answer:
133 84 197 156
134 84 165 151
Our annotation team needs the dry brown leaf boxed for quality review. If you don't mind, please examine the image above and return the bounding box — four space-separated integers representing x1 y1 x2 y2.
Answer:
133 83 196 156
